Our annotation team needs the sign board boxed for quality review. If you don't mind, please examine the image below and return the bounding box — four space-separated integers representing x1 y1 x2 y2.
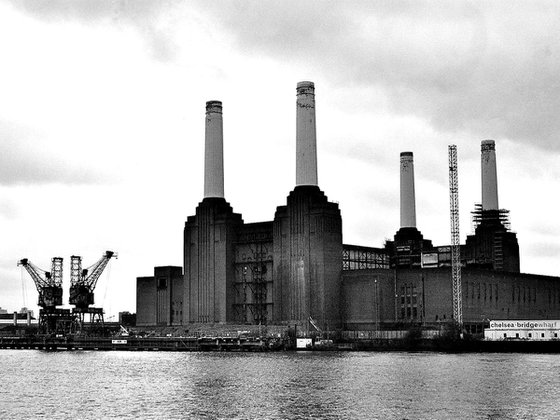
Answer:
488 320 560 330
421 253 439 268
111 339 128 345
296 338 312 349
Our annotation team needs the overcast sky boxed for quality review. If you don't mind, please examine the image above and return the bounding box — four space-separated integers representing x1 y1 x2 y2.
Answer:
1 1 560 318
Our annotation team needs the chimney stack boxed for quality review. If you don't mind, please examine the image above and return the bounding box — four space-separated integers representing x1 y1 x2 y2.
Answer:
481 140 498 210
296 81 318 187
400 152 417 228
204 101 225 199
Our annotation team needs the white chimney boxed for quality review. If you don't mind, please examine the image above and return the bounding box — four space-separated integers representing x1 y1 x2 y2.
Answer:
481 140 499 210
400 152 417 228
296 81 318 186
203 100 225 199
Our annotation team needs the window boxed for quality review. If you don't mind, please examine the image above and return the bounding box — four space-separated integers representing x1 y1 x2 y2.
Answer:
157 277 167 290
542 333 545 338
528 333 532 338
400 283 419 321
515 333 519 338
555 333 558 338
503 333 507 338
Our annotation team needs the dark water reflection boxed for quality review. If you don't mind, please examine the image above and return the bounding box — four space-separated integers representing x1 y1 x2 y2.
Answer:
1 350 559 419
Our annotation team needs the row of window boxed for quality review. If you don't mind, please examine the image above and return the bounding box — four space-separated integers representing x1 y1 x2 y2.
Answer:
512 285 536 304
400 284 419 320
466 282 499 303
466 282 560 307
504 332 558 339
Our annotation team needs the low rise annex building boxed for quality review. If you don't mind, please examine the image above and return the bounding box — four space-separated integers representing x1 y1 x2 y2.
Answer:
136 82 560 332
484 320 560 341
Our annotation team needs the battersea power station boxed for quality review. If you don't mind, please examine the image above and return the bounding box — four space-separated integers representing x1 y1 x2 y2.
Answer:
137 81 560 333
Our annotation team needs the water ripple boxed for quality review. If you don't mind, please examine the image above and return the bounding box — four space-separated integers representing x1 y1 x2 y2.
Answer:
0 350 559 419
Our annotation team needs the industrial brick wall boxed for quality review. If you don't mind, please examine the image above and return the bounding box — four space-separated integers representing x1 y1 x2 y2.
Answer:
154 266 183 326
136 276 156 327
342 269 395 330
342 267 560 329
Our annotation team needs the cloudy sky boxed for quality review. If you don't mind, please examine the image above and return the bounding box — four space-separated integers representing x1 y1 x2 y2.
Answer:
1 0 560 318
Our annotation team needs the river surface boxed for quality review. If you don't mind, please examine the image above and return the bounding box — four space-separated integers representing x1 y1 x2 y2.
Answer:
1 350 559 419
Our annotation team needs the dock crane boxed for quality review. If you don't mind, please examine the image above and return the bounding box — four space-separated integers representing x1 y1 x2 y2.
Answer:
18 257 73 334
69 250 117 332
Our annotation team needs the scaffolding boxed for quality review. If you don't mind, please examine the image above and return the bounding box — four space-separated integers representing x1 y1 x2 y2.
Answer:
233 242 272 325
343 245 390 270
471 203 511 231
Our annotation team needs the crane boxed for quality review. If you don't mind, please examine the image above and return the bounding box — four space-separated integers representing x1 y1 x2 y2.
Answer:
448 145 463 328
17 257 70 334
69 250 117 332
18 257 63 309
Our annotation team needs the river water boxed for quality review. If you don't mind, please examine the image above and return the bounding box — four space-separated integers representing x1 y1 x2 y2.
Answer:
1 350 559 419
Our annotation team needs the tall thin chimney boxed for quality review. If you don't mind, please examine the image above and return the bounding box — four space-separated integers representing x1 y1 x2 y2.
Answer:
400 152 417 228
481 139 498 210
204 100 224 198
296 81 318 186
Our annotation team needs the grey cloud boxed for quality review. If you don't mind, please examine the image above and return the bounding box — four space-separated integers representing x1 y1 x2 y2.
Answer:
0 200 18 220
0 156 105 186
526 242 560 258
194 1 560 150
527 223 560 238
0 121 108 186
363 189 398 210
7 0 180 61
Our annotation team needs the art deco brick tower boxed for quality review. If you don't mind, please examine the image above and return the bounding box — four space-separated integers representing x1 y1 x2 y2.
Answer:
465 140 519 272
183 101 242 323
389 152 433 267
273 82 343 330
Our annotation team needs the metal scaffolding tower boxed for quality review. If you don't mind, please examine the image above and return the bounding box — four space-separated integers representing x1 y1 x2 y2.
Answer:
448 145 463 325
233 243 272 325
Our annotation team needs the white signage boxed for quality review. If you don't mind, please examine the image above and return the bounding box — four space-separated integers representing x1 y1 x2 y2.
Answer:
296 338 312 349
489 320 560 330
421 253 438 268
